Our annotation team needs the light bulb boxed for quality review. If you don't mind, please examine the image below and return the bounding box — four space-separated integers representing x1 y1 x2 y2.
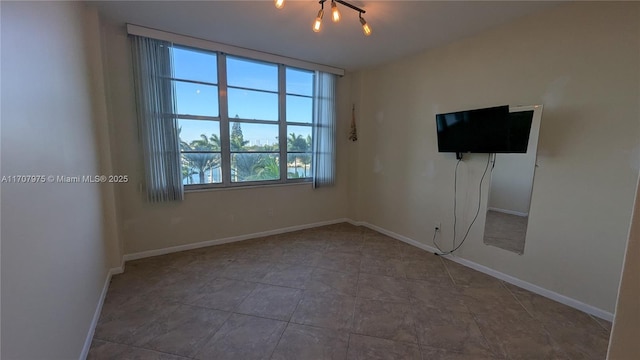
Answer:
360 16 371 36
274 0 285 9
331 1 341 22
313 9 324 32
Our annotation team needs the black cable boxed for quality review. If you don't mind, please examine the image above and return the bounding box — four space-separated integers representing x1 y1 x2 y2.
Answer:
434 154 492 255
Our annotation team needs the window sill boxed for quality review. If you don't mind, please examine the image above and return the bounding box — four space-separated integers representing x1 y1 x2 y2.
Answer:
184 179 312 194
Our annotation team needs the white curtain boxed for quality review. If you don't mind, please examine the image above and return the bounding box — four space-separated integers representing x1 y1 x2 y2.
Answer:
312 72 337 188
131 36 183 202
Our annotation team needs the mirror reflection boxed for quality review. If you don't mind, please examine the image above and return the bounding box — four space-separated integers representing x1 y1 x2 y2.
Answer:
483 105 543 254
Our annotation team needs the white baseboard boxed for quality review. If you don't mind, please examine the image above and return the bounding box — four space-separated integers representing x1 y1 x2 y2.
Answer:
488 207 529 217
79 265 124 360
109 216 610 336
446 255 614 321
122 218 350 262
351 220 613 322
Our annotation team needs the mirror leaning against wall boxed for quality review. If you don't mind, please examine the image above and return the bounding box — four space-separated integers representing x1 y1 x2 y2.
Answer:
483 105 543 254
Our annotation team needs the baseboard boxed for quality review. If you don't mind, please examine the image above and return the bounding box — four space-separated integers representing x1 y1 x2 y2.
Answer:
488 207 528 217
114 217 612 324
352 220 613 322
446 255 614 321
122 218 350 262
79 265 124 360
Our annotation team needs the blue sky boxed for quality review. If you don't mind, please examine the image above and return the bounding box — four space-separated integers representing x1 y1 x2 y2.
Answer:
173 48 313 147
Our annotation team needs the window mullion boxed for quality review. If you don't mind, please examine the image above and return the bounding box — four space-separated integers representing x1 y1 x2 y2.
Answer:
278 64 287 183
218 53 232 186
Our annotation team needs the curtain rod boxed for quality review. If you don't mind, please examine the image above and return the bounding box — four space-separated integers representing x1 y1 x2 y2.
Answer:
127 24 345 76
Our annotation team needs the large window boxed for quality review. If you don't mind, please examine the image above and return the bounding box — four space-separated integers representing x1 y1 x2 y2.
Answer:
171 46 316 189
130 32 336 201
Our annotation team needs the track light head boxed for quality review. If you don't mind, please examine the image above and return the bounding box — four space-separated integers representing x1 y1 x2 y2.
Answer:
274 0 285 9
359 14 371 36
313 9 324 32
331 1 341 22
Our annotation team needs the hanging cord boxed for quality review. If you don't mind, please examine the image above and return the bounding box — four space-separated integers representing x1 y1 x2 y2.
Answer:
434 153 492 255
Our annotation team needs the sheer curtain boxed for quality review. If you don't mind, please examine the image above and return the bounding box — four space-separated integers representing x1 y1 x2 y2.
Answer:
131 35 183 202
312 71 337 188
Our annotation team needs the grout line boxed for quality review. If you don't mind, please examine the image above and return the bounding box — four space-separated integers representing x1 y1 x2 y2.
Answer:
266 320 288 360
92 339 197 359
345 332 353 358
468 312 501 359
346 331 420 346
501 281 535 320
189 311 232 359
439 256 458 286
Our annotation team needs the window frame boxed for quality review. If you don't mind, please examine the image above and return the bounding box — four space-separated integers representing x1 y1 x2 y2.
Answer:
175 48 316 191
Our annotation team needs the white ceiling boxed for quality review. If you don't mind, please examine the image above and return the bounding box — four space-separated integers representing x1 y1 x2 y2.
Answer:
92 1 561 71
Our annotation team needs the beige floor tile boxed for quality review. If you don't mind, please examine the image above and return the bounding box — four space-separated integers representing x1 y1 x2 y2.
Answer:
271 323 349 360
406 280 469 313
221 259 275 282
356 273 411 303
360 242 402 260
181 277 256 311
346 334 421 360
402 258 453 286
441 259 504 288
94 296 179 346
352 298 417 343
88 339 190 360
317 251 361 274
139 305 230 357
90 223 611 360
305 267 358 296
460 285 527 315
359 256 406 278
290 292 356 331
260 262 314 289
473 311 567 359
420 346 502 360
235 283 303 321
278 246 323 266
195 313 286 360
325 237 364 255
412 306 492 355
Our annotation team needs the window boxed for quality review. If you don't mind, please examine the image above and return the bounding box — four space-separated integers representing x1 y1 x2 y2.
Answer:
131 34 336 199
171 47 318 189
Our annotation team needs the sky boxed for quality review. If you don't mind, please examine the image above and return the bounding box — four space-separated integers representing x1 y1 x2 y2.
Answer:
173 47 313 147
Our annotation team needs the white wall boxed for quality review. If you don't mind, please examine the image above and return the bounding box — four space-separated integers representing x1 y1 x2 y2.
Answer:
350 2 639 313
1 2 118 358
489 145 537 214
99 20 351 255
607 176 640 358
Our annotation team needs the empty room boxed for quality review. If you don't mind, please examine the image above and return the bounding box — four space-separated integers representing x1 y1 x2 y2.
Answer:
1 1 639 359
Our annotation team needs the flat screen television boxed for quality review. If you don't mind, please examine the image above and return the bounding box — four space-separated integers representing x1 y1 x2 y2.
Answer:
436 105 533 156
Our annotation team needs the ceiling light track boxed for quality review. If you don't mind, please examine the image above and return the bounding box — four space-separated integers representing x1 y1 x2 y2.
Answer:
274 0 371 36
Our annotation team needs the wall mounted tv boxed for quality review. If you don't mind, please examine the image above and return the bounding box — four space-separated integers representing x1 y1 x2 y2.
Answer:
436 105 533 158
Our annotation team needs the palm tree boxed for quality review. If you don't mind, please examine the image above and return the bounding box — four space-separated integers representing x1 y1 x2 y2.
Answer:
182 134 221 184
301 134 312 177
251 155 280 180
288 133 308 177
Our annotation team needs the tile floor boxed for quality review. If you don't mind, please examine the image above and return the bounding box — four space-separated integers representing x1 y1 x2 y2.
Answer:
89 223 611 359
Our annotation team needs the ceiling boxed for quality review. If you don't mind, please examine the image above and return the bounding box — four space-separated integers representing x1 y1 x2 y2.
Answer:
92 1 561 71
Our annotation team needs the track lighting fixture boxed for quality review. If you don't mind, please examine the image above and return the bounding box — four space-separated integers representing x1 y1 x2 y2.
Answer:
359 13 371 36
313 7 324 32
331 1 341 22
274 0 371 36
